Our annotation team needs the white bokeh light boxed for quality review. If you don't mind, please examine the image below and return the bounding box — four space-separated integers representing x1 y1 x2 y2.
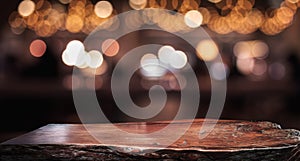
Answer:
62 40 92 69
140 53 167 77
87 50 104 68
94 1 113 18
184 10 203 28
169 50 188 69
18 0 35 17
158 45 175 64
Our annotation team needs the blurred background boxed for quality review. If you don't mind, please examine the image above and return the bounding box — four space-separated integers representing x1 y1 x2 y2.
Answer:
1 0 300 142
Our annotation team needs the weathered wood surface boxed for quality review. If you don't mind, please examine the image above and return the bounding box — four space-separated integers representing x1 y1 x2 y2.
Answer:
1 119 300 161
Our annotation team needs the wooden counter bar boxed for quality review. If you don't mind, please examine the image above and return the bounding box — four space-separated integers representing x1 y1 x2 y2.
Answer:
1 119 300 161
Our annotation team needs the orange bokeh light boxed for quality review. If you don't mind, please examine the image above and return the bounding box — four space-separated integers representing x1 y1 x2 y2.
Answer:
101 39 120 57
29 39 47 57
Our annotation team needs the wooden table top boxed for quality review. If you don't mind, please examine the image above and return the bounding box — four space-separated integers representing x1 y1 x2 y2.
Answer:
1 119 300 161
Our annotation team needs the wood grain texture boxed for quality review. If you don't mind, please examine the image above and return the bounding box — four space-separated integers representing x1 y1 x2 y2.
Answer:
1 119 300 161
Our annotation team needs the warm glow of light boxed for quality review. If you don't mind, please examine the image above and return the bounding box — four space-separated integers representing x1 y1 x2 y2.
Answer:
65 14 84 33
233 41 252 59
169 50 187 69
208 16 232 34
158 45 175 64
29 39 47 57
252 41 269 59
26 12 38 27
210 62 229 80
94 1 113 18
184 10 203 28
101 39 120 57
208 0 222 3
286 0 299 4
275 7 294 25
172 0 179 9
198 7 211 25
251 60 267 76
129 0 147 10
37 0 52 17
87 50 104 68
18 0 35 17
35 20 56 37
196 40 219 61
237 58 255 75
140 53 167 77
59 0 72 4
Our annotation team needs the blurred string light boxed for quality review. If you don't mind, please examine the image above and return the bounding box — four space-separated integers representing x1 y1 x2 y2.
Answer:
9 0 300 36
10 0 115 37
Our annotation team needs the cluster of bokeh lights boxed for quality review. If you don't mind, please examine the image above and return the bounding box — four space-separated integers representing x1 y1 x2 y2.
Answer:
9 0 300 36
9 0 291 88
140 45 188 78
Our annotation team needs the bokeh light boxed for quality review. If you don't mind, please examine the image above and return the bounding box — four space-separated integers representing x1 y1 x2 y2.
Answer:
196 40 219 61
62 40 86 67
94 1 113 18
75 51 91 69
129 0 147 10
101 39 120 57
184 10 203 28
18 0 36 17
58 0 72 4
169 50 188 69
234 40 269 60
233 41 252 59
65 15 84 33
29 39 47 57
268 62 286 80
87 50 104 68
237 58 255 75
208 0 222 3
252 41 269 59
251 60 267 76
158 45 175 64
140 53 167 77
